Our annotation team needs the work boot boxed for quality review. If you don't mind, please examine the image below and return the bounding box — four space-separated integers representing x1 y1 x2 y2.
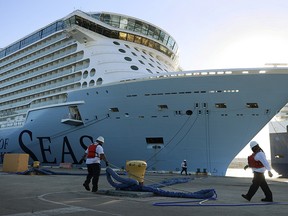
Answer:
261 198 273 202
83 183 90 191
92 187 98 192
241 194 251 201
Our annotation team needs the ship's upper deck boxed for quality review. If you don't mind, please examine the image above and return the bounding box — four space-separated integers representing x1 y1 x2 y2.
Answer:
0 10 178 61
88 12 178 54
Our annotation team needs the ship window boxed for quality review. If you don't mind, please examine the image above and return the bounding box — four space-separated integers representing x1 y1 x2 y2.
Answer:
118 49 126 53
246 103 258 108
96 78 103 85
119 32 127 40
89 80 95 86
82 82 87 88
83 71 88 78
131 52 137 56
146 137 164 144
113 41 120 45
215 103 227 108
142 38 149 46
124 57 132 61
139 60 145 65
90 68 96 77
109 107 119 112
130 65 139 70
135 36 142 44
127 34 134 42
146 68 152 73
158 105 168 110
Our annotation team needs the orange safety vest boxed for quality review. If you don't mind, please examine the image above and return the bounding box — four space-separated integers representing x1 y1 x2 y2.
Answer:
248 153 264 168
87 144 98 158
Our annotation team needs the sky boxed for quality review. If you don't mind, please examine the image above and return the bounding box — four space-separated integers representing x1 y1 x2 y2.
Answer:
1 0 288 158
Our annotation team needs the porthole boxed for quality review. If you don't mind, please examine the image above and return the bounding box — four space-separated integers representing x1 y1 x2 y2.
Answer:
124 57 132 61
149 63 154 68
146 68 152 73
139 60 145 65
131 52 137 56
82 82 88 88
131 65 139 70
119 49 126 53
89 80 95 86
125 44 130 48
83 70 88 79
96 78 103 85
90 68 96 77
113 41 120 45
157 66 163 71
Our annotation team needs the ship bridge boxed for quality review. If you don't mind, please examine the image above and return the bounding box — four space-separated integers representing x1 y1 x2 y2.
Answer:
89 12 178 55
62 10 179 61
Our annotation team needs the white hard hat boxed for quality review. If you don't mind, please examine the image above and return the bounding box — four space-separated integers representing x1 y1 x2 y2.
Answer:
250 141 258 149
96 136 105 143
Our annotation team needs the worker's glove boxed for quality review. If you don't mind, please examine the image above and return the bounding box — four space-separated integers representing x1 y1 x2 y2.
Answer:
268 171 273 177
244 165 249 170
105 161 109 167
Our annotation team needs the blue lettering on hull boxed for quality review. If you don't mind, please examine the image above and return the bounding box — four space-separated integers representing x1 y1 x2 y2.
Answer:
1 130 94 165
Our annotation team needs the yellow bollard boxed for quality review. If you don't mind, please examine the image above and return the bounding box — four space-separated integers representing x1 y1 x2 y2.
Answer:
33 161 40 168
126 160 147 184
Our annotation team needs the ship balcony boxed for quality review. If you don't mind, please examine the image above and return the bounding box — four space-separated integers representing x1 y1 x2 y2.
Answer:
61 113 83 126
61 118 83 126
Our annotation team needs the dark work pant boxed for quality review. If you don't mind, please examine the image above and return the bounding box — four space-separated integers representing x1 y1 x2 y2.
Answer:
246 172 273 200
181 168 187 175
84 163 101 191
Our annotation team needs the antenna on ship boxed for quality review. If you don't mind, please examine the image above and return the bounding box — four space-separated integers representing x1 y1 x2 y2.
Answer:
265 63 288 67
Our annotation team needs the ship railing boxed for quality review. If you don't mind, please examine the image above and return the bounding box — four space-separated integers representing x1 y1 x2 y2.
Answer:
119 67 288 83
0 120 25 128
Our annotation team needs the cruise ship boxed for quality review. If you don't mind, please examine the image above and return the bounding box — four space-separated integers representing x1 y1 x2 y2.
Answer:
269 105 288 177
2 10 288 176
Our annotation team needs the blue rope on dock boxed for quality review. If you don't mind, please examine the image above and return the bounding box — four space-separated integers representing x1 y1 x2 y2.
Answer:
106 167 216 199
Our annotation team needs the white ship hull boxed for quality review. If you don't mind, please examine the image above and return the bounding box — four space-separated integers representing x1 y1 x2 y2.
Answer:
2 71 288 175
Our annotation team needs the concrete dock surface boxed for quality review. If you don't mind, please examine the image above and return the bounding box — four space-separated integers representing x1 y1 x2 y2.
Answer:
0 167 288 216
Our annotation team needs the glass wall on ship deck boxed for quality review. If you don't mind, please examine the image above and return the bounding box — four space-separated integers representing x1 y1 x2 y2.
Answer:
0 21 64 59
64 15 177 60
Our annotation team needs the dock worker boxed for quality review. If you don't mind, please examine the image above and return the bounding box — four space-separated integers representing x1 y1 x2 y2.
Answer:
82 136 109 192
242 141 273 202
181 159 188 175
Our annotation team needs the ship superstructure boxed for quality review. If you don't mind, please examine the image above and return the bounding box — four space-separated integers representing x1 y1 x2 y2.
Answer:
1 10 288 176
